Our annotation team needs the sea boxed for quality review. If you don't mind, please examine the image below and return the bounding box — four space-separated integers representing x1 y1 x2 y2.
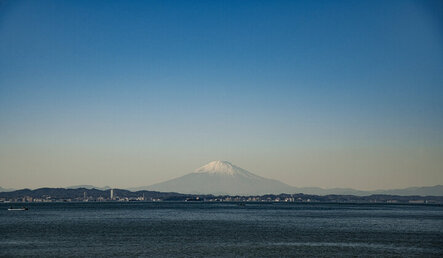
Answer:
0 202 442 257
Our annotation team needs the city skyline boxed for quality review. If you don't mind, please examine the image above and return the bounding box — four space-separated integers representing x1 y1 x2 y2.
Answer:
1 0 442 190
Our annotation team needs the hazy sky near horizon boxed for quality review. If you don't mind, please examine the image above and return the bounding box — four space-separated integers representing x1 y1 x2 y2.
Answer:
1 0 442 190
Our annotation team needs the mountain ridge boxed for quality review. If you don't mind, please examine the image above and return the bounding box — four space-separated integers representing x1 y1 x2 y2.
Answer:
2 184 442 196
2 161 442 196
131 161 443 196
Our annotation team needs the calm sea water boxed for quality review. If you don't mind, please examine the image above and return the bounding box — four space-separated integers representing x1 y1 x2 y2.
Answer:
0 202 442 257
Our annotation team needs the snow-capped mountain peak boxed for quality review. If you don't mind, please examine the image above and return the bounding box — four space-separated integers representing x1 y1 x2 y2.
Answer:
139 160 295 195
195 160 254 177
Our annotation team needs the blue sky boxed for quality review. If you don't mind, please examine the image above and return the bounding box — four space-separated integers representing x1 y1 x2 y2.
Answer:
1 0 442 189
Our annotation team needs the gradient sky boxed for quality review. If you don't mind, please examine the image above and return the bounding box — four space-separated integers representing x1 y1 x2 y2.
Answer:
1 0 442 190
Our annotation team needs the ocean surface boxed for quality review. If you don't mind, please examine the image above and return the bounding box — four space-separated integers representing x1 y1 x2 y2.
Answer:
0 202 442 257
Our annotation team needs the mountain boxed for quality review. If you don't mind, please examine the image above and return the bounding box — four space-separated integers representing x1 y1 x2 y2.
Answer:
2 187 443 204
289 185 443 196
0 186 14 192
67 185 111 191
291 187 369 196
135 161 295 195
371 185 443 196
0 187 191 201
132 161 443 196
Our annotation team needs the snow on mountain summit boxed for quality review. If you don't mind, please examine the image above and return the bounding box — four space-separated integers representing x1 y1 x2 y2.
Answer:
195 160 254 177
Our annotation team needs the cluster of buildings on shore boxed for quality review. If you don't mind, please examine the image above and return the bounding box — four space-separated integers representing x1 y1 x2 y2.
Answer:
0 195 165 203
0 193 437 204
0 190 162 203
200 196 433 204
1 188 441 204
205 196 300 202
0 195 300 203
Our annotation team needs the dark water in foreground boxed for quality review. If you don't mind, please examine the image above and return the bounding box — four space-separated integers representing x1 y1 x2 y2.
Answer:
0 202 442 257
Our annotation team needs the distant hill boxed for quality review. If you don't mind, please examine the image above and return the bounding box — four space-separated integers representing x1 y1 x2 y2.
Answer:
290 187 369 196
0 187 189 201
0 187 14 192
1 187 442 204
371 185 443 196
67 185 111 191
291 185 443 196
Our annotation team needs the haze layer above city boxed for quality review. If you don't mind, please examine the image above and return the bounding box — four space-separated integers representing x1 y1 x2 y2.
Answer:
0 0 442 191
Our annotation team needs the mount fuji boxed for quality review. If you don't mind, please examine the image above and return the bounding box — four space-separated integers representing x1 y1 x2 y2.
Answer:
136 161 295 195
130 160 443 196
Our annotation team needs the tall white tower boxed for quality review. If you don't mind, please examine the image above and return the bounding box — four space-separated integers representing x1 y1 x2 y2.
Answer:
110 189 114 200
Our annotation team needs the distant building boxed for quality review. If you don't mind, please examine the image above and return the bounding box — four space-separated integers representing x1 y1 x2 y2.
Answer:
110 189 114 200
